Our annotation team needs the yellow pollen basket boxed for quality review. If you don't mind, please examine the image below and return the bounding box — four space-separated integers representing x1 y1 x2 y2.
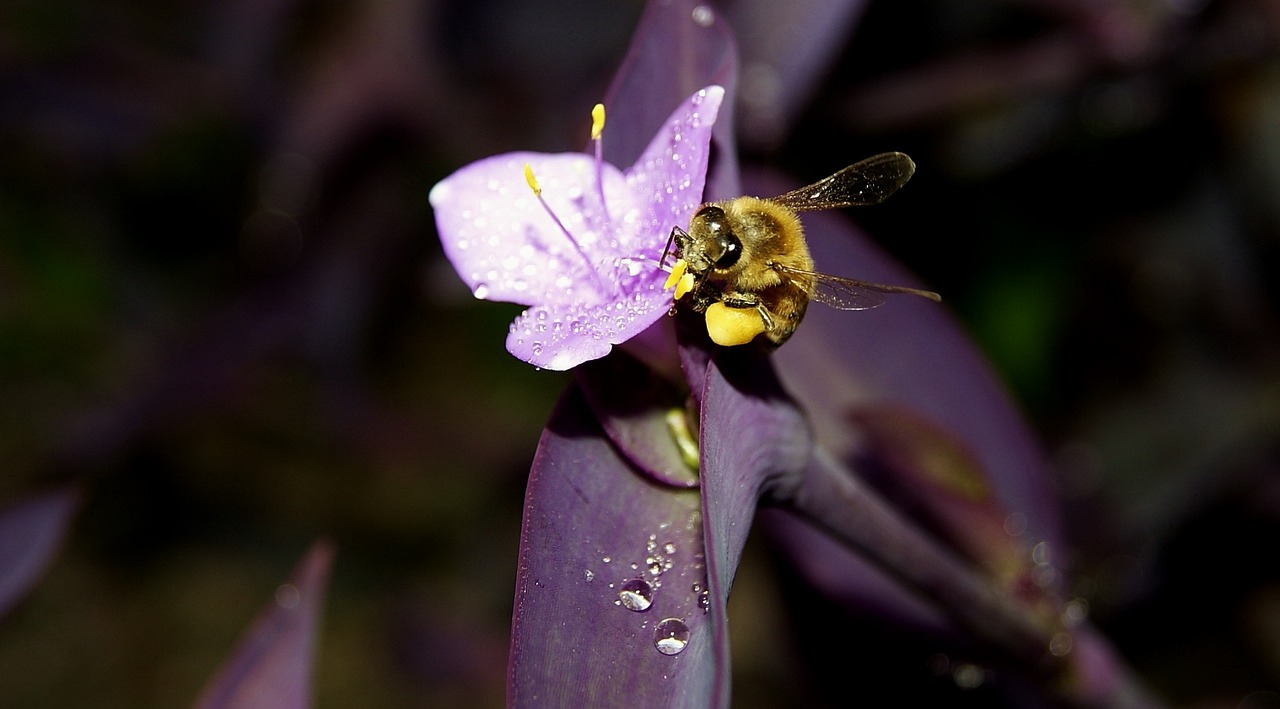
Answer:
704 302 767 346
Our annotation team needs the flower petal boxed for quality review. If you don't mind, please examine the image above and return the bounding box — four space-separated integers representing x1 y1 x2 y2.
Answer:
506 289 669 371
430 152 635 307
624 85 725 257
500 87 726 371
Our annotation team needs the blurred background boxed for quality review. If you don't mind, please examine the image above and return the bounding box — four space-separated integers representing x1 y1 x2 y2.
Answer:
1 0 1278 706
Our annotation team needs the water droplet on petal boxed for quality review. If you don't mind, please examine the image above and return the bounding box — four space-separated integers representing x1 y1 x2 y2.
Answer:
663 543 676 555
473 283 490 299
619 578 653 612
653 618 690 655
584 569 595 582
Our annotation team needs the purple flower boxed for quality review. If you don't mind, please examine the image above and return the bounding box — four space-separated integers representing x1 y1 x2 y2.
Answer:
429 86 725 370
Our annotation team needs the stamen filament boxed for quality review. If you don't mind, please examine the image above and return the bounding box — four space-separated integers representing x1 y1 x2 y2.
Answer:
522 162 611 296
590 103 610 222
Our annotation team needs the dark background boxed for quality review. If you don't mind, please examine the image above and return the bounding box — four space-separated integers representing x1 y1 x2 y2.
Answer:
1 0 1278 705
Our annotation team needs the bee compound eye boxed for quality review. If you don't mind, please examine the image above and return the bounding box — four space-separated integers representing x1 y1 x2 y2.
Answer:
714 234 741 268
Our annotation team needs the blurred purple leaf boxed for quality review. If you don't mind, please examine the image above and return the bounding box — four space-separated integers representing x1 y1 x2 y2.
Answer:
753 159 1062 623
603 0 740 201
508 386 716 706
0 487 79 621
762 166 1062 550
721 0 873 148
743 168 1163 704
193 541 334 709
848 404 1036 586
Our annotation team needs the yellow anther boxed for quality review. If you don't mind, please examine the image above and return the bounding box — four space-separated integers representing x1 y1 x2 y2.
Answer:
663 259 688 291
674 272 695 300
591 103 606 140
523 163 541 196
704 302 767 346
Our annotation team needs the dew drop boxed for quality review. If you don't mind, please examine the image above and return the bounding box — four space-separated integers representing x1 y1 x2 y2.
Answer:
653 618 690 655
1048 631 1073 657
1003 512 1027 537
584 569 595 582
619 578 654 612
473 283 490 299
663 542 676 555
1031 541 1051 566
1063 598 1090 626
952 663 985 689
274 584 300 609
691 5 714 26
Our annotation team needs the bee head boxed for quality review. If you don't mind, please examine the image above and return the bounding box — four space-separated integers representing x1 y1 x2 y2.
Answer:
690 205 742 271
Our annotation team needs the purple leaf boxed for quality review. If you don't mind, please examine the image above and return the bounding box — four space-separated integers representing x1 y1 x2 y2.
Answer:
193 541 334 709
0 487 78 621
697 350 811 695
576 353 700 488
509 386 716 706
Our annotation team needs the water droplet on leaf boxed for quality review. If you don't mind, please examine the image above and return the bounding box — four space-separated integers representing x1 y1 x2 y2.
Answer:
619 578 654 612
653 618 690 655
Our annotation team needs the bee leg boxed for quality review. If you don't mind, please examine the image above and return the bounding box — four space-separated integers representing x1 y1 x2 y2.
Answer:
719 291 761 309
718 292 775 331
755 306 776 332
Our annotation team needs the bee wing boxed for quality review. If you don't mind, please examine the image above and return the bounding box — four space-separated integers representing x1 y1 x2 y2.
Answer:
776 264 941 311
770 152 916 211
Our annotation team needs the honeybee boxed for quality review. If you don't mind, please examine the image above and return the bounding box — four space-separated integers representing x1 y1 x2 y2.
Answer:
661 152 940 347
